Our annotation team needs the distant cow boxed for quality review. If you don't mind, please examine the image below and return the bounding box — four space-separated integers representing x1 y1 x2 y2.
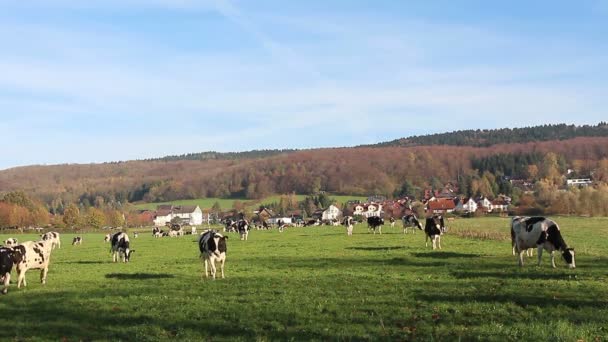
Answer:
198 230 228 279
152 227 160 236
304 219 320 227
402 214 423 234
343 216 354 236
424 215 445 250
224 219 238 233
511 216 575 268
41 232 61 249
389 217 396 228
367 216 384 234
133 232 139 238
72 237 83 246
110 232 135 263
3 238 18 247
0 247 15 294
237 219 250 240
12 239 54 289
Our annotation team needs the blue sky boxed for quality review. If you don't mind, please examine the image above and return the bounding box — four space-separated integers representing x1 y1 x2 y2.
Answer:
0 0 606 170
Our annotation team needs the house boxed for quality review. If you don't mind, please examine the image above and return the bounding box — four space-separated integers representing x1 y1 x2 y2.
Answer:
566 178 592 187
454 197 477 213
476 197 492 212
267 217 292 225
490 199 509 212
153 205 203 226
254 207 275 222
321 205 342 221
427 198 456 214
367 195 386 203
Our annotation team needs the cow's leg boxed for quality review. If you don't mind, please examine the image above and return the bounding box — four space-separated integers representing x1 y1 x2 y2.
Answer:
17 270 26 288
437 235 442 249
536 246 543 266
517 249 525 267
209 259 217 279
220 258 225 279
113 251 118 263
204 259 209 278
550 251 556 268
1 273 9 294
57 240 61 249
40 267 48 284
425 234 429 247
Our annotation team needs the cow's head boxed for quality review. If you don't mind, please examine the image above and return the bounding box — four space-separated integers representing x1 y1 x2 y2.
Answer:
125 249 135 262
11 246 25 264
562 248 575 268
216 234 228 254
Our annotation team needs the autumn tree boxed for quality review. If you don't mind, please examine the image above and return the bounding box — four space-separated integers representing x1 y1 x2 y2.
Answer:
85 207 106 229
63 203 81 228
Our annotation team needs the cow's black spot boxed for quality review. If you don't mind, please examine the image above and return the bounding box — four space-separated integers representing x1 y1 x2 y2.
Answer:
525 217 546 232
536 231 547 245
546 224 567 251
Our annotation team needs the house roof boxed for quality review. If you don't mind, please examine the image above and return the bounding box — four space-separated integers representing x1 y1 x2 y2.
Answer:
428 198 456 210
173 206 198 214
155 209 172 217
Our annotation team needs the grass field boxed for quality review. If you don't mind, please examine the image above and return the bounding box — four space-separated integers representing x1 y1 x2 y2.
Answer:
1 217 607 341
133 195 367 211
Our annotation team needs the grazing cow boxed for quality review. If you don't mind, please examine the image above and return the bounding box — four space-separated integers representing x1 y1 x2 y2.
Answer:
1 247 15 294
367 216 384 234
343 216 354 236
402 214 423 234
72 237 83 246
424 215 445 250
511 216 575 268
133 232 139 239
3 238 18 247
41 232 61 249
237 219 250 240
224 219 238 233
304 219 320 227
168 230 179 237
277 219 286 233
152 227 160 236
153 231 163 238
12 239 54 288
104 234 111 242
389 217 396 228
198 230 228 279
110 232 135 263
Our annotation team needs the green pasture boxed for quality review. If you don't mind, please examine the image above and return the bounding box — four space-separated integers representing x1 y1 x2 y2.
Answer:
1 217 607 341
133 195 367 211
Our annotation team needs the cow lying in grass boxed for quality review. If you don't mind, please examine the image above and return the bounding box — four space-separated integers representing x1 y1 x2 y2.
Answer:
199 230 228 279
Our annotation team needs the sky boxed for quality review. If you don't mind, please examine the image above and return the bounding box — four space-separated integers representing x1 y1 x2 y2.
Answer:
0 0 607 170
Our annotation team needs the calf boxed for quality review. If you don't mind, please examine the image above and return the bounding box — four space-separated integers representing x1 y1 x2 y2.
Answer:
198 230 228 279
237 219 250 240
424 215 445 250
110 232 135 263
0 247 15 294
367 216 384 234
343 216 354 236
72 236 83 246
41 232 61 249
12 240 54 288
511 216 575 268
402 214 423 234
3 238 18 247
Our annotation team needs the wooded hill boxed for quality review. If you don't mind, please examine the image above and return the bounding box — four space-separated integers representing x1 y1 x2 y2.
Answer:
1 124 607 208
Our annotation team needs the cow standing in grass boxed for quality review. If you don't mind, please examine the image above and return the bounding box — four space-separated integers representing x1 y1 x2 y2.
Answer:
511 216 575 268
343 216 354 236
199 230 228 279
0 247 15 294
41 232 61 249
12 239 54 288
237 219 250 240
110 232 135 263
424 215 445 250
367 216 384 234
72 237 83 245
402 214 423 234
389 217 396 228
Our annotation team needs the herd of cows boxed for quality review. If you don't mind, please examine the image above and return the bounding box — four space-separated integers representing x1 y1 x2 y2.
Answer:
0 215 576 294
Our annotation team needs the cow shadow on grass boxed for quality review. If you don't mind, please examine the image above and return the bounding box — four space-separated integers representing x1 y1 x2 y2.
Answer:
105 273 175 280
411 251 480 259
451 270 577 281
58 260 106 265
346 246 407 251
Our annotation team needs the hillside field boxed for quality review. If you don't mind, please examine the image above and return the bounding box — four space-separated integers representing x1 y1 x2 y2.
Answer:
133 195 368 211
1 217 607 340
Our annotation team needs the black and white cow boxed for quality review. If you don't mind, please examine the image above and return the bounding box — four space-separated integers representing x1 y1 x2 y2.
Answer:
12 239 54 289
110 232 134 263
402 214 423 234
224 219 238 233
104 234 111 242
72 237 83 246
511 216 575 268
152 227 160 236
237 219 250 240
511 224 533 257
424 215 445 250
41 232 61 249
304 219 321 227
0 247 15 294
3 238 18 247
389 217 396 228
367 216 384 234
133 232 139 239
198 230 228 279
343 216 354 236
